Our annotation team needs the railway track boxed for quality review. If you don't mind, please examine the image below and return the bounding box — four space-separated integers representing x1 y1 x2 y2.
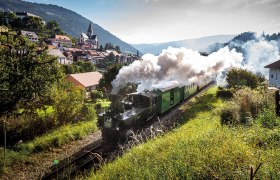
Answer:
41 138 110 179
41 81 215 179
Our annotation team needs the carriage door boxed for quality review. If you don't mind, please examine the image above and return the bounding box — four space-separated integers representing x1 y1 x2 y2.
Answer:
153 97 158 115
170 89 174 107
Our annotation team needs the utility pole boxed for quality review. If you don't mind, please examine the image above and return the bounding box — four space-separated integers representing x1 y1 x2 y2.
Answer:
3 117 6 167
275 90 280 117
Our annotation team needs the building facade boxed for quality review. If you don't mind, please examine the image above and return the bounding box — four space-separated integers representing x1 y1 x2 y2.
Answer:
265 59 280 88
48 35 72 48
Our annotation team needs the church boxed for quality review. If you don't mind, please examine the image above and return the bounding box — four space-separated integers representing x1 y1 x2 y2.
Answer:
78 22 99 49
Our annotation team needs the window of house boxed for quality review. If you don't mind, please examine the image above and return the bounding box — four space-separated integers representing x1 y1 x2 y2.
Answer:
271 74 274 79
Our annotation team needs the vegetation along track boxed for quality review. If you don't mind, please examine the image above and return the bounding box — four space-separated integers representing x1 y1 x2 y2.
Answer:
42 81 215 179
41 138 111 179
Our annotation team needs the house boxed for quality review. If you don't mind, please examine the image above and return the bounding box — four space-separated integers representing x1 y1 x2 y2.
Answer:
264 59 280 88
66 72 103 96
63 51 74 63
48 49 71 65
78 22 99 49
20 30 39 42
48 35 72 48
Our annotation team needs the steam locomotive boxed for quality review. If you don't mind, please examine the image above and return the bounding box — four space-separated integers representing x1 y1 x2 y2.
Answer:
98 81 213 141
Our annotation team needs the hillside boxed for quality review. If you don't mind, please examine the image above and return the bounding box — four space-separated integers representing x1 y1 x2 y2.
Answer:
206 32 280 55
87 87 280 179
131 34 236 54
0 0 138 53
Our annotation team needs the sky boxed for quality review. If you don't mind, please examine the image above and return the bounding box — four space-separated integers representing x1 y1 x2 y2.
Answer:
24 0 280 44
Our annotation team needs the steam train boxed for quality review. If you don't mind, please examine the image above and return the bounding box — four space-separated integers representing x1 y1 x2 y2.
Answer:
98 81 213 141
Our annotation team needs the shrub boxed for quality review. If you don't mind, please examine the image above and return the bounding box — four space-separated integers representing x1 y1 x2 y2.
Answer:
81 104 97 121
257 108 280 129
216 87 234 99
220 101 240 125
226 68 260 89
90 90 103 102
220 88 274 126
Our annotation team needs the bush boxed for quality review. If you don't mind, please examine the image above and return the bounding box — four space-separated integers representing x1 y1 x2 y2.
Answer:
220 88 274 126
0 113 56 146
81 104 97 121
90 90 103 102
257 108 280 129
216 87 234 99
226 68 260 89
220 101 240 125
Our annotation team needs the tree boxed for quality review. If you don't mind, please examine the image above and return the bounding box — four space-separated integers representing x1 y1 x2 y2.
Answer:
104 42 114 50
75 61 96 72
115 45 121 53
46 20 65 36
226 68 259 89
22 16 45 33
90 90 103 102
99 45 104 51
99 64 122 92
49 80 85 124
0 35 62 116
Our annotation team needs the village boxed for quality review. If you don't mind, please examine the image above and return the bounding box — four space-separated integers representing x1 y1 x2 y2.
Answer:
0 11 140 95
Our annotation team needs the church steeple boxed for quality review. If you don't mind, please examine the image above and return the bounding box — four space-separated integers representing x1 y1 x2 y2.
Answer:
87 22 93 37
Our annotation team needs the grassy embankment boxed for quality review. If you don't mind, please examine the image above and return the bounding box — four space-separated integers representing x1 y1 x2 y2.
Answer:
0 100 111 171
87 87 280 179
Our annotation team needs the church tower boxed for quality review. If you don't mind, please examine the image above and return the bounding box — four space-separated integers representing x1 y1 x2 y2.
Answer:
87 22 93 37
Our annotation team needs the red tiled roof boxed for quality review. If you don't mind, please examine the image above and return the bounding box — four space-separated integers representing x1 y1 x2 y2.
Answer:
87 50 98 56
67 72 103 88
55 35 71 41
264 60 280 69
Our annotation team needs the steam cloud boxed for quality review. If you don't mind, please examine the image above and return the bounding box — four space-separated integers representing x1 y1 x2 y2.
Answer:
111 36 280 94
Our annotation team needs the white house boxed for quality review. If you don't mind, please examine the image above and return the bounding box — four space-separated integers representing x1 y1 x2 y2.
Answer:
48 49 72 65
20 30 39 42
265 59 280 88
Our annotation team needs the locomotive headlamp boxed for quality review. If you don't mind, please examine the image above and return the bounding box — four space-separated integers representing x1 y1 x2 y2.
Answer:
104 117 112 128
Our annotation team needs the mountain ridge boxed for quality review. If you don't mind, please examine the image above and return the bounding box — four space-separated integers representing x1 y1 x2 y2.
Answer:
131 34 237 54
0 0 138 53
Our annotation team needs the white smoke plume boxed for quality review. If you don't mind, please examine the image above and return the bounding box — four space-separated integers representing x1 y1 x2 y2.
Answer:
111 46 243 94
242 38 280 74
111 36 280 94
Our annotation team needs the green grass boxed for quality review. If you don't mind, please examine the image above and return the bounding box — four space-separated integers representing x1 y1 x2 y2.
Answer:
0 117 98 173
18 118 98 153
0 148 30 171
0 107 99 173
86 87 280 179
